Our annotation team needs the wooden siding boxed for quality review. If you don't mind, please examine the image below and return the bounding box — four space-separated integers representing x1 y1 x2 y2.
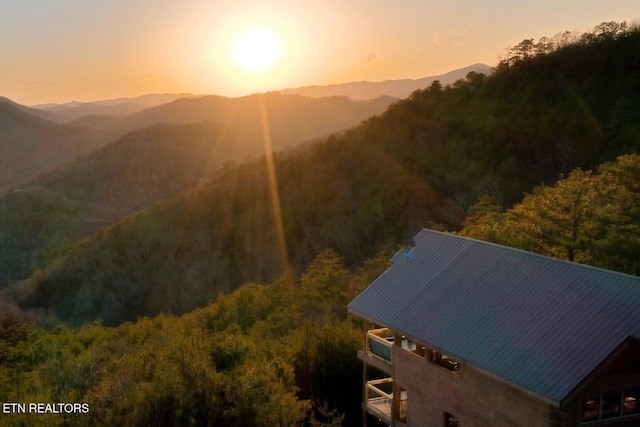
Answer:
391 346 555 427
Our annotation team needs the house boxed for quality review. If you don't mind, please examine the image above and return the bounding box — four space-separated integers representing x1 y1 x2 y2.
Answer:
347 229 640 426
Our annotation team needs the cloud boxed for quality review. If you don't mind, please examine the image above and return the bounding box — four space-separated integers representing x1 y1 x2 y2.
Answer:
433 26 472 47
363 53 377 63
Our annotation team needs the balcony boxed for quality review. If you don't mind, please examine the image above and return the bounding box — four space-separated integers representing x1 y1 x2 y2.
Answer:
365 378 407 425
365 327 423 363
368 328 394 362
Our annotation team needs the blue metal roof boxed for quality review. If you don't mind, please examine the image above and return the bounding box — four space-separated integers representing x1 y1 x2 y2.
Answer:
348 229 640 405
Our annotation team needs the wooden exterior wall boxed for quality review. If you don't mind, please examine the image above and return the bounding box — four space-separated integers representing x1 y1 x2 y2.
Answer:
359 325 640 427
391 345 557 427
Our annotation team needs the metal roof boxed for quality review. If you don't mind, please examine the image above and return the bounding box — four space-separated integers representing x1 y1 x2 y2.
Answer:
348 229 640 405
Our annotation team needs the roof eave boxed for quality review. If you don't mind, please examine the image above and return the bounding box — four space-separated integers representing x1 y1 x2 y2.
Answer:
347 310 563 407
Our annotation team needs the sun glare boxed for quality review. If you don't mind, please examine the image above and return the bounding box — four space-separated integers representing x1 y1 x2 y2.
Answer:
230 27 284 75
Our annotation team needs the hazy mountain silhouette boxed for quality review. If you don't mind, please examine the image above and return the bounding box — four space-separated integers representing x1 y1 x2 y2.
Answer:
0 96 65 123
65 92 396 148
0 100 104 190
0 92 394 190
279 63 493 100
33 93 197 123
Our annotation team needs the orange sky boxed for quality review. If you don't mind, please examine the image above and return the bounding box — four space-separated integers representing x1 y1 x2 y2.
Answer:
1 0 639 105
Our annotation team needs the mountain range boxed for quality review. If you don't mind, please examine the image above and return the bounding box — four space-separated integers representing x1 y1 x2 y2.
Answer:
32 93 197 123
0 64 492 190
0 92 395 191
0 101 104 189
9 27 640 325
280 63 492 100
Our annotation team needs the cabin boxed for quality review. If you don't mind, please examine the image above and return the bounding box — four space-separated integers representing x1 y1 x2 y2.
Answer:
347 229 640 427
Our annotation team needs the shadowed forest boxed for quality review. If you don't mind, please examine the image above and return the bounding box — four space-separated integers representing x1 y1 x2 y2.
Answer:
0 22 639 426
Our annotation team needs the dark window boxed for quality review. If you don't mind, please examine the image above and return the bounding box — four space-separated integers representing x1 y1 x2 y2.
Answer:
579 397 599 422
601 393 622 419
444 412 459 427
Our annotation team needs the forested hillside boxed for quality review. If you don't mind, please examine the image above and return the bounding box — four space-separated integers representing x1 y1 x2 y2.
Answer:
0 122 262 285
356 22 640 211
14 22 640 326
0 250 389 426
0 93 395 286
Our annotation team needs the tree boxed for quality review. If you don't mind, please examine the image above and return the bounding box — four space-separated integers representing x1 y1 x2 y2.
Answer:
513 38 536 61
460 195 503 241
593 21 628 40
300 249 350 323
465 71 486 91
461 155 640 275
534 36 554 55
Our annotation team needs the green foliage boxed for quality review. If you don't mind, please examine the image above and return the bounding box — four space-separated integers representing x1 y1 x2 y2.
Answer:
300 250 350 323
0 251 383 426
0 189 79 285
460 195 503 241
461 154 640 275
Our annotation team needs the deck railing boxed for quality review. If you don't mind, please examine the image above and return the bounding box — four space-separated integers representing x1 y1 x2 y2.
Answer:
367 328 394 362
365 378 407 423
365 378 394 421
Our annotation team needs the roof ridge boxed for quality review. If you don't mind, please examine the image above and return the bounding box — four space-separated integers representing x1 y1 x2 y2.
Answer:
419 228 640 282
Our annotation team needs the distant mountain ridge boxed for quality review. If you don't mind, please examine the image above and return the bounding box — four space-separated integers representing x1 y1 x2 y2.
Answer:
0 100 104 189
32 93 198 123
0 95 65 122
279 63 493 100
0 92 395 190
62 92 397 150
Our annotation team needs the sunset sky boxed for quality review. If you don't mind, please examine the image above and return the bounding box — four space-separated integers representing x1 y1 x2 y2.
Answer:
1 0 639 105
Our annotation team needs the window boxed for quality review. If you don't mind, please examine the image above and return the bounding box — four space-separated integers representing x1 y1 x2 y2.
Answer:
624 390 640 416
579 389 640 423
444 412 459 427
601 393 621 419
396 386 407 423
579 397 598 422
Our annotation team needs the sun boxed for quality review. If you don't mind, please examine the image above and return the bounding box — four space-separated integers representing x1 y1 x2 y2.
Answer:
230 27 284 75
